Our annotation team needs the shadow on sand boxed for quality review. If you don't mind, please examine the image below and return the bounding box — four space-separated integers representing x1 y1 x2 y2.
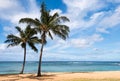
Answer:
0 74 56 81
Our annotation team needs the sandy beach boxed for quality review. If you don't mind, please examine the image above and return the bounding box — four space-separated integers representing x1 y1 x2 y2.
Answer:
0 71 120 81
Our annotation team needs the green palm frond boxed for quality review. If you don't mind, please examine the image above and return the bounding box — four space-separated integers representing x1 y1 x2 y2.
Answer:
29 37 40 43
50 24 70 40
28 42 38 52
21 43 26 48
5 34 21 43
35 18 40 23
7 43 19 47
49 12 59 25
58 16 70 22
19 2 70 45
56 25 70 32
51 29 66 40
15 26 25 38
41 2 46 13
48 31 53 40
19 18 40 26
16 26 23 33
5 34 21 47
5 24 38 52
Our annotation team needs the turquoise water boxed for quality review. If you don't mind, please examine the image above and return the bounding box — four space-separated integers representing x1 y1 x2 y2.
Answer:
0 61 120 74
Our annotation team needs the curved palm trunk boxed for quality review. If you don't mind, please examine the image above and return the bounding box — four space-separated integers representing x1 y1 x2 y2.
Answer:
20 45 26 74
37 43 44 76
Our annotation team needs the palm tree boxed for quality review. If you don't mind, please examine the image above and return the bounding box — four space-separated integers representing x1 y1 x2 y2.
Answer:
5 25 38 74
19 2 70 76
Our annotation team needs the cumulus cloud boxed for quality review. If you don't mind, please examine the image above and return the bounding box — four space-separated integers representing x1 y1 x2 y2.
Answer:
70 34 103 48
50 9 62 15
0 43 38 61
62 0 105 30
0 0 39 25
1 0 40 37
62 0 120 35
0 44 7 50
96 6 120 33
0 0 24 20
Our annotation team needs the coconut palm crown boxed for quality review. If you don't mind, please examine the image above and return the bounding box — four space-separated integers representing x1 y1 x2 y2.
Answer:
5 25 38 74
19 2 70 76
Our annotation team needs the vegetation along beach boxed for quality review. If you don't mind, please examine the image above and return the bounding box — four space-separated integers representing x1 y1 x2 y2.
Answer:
0 0 120 81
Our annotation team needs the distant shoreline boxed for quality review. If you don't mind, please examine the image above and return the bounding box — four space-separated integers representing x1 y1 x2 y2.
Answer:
1 70 120 75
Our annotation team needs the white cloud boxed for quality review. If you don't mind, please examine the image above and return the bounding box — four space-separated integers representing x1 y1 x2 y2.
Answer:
0 0 40 37
70 34 103 48
28 0 39 13
93 48 99 51
0 0 24 20
0 43 38 61
63 0 105 12
3 26 17 36
11 12 39 24
0 0 23 10
44 34 103 52
43 52 81 61
44 44 61 51
62 0 120 36
0 43 23 61
0 44 7 50
50 9 62 15
106 0 120 3
97 6 120 33
62 0 105 30
0 0 39 25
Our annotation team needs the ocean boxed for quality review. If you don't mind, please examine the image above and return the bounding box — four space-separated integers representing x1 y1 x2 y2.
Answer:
0 61 120 74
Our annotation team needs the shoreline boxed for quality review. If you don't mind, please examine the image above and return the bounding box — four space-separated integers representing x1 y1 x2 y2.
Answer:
1 70 120 74
1 71 120 81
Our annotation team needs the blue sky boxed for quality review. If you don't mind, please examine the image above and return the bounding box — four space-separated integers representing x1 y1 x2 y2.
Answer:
0 0 120 61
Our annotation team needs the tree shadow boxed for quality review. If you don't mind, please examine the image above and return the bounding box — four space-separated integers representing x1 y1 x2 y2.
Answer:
1 74 56 81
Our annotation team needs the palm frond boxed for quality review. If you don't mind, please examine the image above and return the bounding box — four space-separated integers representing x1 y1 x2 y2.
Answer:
35 18 40 22
55 16 70 23
51 29 66 40
15 26 25 38
49 12 59 24
56 25 70 32
41 2 46 13
29 37 40 43
15 26 23 33
48 31 53 40
7 42 20 48
5 34 21 47
59 16 70 22
5 34 21 43
28 42 38 52
19 18 40 26
50 24 70 40
21 43 26 48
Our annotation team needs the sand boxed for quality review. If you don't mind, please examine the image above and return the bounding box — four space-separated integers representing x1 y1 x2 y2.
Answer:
0 71 120 81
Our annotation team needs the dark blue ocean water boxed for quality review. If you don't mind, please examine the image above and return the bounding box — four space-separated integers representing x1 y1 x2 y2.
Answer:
0 61 120 74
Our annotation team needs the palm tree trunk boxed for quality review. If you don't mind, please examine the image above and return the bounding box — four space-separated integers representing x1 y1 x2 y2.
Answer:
37 43 44 76
20 45 26 74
